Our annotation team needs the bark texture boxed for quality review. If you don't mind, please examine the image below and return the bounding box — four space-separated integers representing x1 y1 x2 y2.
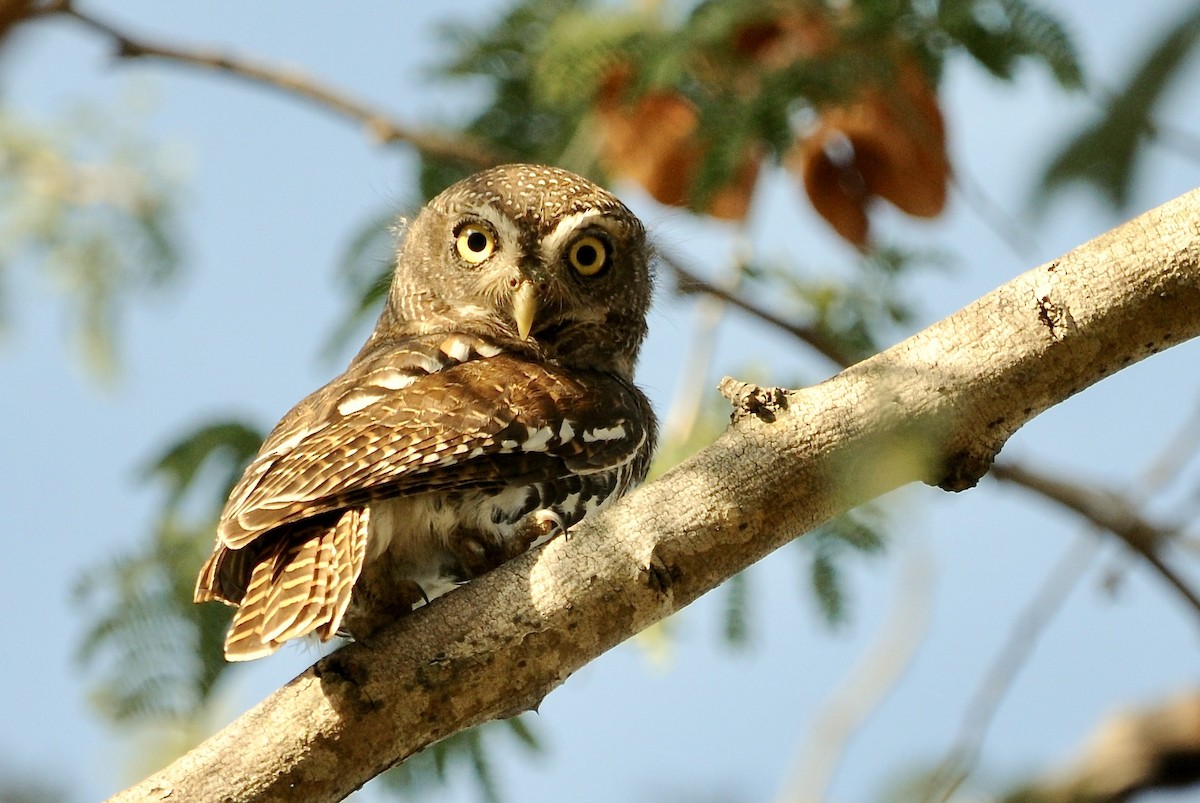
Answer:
111 189 1200 802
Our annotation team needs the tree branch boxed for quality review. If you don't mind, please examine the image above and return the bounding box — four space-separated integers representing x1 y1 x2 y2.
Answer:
662 251 859 369
1001 689 1200 802
110 189 1200 802
47 2 503 167
992 462 1200 614
923 535 1099 803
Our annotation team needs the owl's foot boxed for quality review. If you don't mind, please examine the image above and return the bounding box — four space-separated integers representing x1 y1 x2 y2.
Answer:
534 509 570 542
340 576 425 644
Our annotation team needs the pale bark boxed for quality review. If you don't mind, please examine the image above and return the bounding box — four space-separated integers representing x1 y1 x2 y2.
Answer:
111 189 1200 802
1002 689 1200 802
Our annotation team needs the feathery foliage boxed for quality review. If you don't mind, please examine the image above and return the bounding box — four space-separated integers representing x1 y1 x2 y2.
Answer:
0 103 181 379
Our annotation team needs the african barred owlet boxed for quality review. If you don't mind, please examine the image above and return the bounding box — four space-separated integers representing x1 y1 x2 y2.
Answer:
194 164 657 661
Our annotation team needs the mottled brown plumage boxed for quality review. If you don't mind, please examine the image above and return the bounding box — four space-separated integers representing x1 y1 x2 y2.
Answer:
194 164 657 660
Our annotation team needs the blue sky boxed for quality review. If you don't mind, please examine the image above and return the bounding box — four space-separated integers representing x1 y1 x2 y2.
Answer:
3 2 1200 801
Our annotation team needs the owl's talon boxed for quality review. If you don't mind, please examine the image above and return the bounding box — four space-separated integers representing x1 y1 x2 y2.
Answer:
535 509 570 541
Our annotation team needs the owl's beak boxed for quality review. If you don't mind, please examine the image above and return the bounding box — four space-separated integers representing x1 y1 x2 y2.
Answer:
511 281 538 340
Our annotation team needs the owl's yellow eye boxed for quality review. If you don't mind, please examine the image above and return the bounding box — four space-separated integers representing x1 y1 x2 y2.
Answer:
567 235 608 277
455 223 496 264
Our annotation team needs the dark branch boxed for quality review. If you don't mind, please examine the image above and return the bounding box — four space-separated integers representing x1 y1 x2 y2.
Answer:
1001 689 1200 802
662 251 860 369
992 461 1200 615
49 3 504 167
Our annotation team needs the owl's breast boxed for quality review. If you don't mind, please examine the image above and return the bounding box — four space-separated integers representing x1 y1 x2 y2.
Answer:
357 464 629 616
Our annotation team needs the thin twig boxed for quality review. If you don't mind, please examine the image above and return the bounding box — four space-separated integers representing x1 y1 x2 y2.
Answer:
1137 397 1200 496
922 534 1099 803
661 251 858 369
782 540 935 802
39 1 864 374
926 396 1200 800
1000 689 1200 802
48 2 502 167
103 179 1200 803
993 462 1200 614
951 169 1041 263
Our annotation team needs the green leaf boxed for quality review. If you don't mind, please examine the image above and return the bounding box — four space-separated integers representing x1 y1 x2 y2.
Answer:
0 102 183 380
1040 5 1200 207
504 715 542 750
793 507 889 627
379 718 541 801
142 420 265 520
74 520 233 724
811 550 845 625
935 0 1083 88
325 209 396 358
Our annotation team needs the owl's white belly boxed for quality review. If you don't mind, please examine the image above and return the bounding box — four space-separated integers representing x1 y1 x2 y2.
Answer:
366 485 539 604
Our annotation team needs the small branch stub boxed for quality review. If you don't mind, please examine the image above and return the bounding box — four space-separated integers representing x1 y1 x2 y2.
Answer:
718 376 789 423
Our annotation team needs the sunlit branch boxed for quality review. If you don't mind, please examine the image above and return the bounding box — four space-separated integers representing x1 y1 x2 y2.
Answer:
928 409 1200 800
105 183 1200 803
1000 689 1200 802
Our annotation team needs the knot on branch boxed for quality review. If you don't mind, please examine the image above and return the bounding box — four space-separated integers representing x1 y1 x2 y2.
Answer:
718 377 789 423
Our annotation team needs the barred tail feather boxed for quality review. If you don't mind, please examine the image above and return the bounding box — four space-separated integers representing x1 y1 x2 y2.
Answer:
223 507 370 661
223 548 289 661
317 506 370 641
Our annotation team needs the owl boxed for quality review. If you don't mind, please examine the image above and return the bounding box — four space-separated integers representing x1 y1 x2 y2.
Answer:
194 164 657 661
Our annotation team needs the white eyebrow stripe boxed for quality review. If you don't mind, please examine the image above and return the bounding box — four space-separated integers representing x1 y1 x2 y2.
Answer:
469 206 522 249
542 210 610 256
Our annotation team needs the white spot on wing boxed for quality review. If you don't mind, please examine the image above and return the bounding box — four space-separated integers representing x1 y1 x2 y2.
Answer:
439 336 472 363
583 423 627 443
521 426 554 452
474 341 503 358
410 352 444 374
559 420 576 442
337 389 385 416
266 426 309 457
371 369 416 390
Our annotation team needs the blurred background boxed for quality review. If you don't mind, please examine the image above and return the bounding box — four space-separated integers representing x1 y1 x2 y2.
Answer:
2 1 1199 801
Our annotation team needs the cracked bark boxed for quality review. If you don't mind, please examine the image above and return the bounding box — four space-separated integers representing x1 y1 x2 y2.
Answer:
111 189 1200 802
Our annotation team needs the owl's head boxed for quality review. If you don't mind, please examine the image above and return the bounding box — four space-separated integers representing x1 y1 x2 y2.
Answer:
380 164 653 379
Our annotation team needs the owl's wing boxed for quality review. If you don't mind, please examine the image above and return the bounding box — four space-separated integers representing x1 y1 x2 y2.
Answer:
196 344 651 660
217 351 651 550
